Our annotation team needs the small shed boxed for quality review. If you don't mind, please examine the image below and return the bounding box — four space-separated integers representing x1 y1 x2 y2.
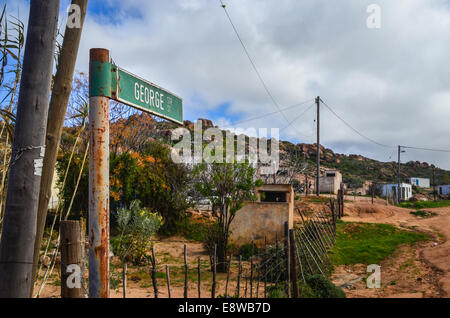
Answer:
229 184 294 247
319 170 343 194
381 183 413 201
437 185 450 196
409 177 430 188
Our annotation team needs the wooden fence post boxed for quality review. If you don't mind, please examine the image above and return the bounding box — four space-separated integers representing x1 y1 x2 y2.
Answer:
151 247 158 298
60 220 83 298
184 244 188 298
284 222 291 298
166 265 171 298
237 255 242 297
225 254 232 297
289 229 299 298
197 257 201 298
212 244 216 298
123 262 127 298
264 236 267 298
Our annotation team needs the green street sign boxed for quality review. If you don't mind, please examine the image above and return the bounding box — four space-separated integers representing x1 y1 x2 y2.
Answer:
89 61 183 125
115 67 183 124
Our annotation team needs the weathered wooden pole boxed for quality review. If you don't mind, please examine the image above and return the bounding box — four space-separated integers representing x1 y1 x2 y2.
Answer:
60 220 83 298
166 265 171 298
250 256 253 298
184 244 188 298
88 48 110 298
236 255 242 297
197 257 201 298
225 254 232 297
32 0 89 296
212 244 217 298
0 0 60 298
151 247 158 298
289 229 298 298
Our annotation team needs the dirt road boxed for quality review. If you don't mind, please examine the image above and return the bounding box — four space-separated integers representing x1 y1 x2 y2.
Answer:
337 201 450 297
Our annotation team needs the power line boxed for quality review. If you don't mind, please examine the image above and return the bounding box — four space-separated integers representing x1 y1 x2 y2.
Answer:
230 99 314 125
280 102 316 133
402 145 450 154
320 99 395 149
218 0 301 133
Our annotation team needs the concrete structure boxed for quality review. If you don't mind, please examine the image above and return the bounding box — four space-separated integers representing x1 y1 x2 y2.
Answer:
381 183 413 201
229 184 294 247
319 170 342 194
437 185 450 196
408 177 430 188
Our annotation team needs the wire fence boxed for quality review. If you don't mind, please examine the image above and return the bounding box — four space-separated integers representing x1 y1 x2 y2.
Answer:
43 193 343 298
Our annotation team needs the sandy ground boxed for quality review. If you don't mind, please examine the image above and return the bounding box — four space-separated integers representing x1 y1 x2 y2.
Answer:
34 197 449 298
331 200 450 298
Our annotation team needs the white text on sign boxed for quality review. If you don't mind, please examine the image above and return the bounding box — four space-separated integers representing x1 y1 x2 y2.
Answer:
134 83 165 110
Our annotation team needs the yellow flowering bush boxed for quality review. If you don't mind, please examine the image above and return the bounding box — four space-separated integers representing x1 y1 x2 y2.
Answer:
113 200 162 265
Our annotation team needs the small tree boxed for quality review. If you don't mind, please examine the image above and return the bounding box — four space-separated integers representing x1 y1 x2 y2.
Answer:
113 200 162 266
193 162 262 272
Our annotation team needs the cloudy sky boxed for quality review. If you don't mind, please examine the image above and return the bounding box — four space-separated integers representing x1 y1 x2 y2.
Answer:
8 0 450 169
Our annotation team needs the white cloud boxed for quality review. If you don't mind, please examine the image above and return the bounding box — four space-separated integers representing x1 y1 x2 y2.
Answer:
12 0 450 169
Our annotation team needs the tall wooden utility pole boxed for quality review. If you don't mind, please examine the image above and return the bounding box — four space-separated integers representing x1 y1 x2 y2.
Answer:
316 96 320 196
31 0 88 296
397 145 402 203
432 166 436 201
0 0 60 298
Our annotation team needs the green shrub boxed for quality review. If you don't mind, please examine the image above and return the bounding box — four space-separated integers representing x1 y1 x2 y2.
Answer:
238 243 261 261
112 200 162 265
304 274 346 298
266 285 288 298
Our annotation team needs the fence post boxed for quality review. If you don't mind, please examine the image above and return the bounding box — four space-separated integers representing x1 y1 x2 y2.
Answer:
166 265 171 298
225 254 232 297
264 236 267 298
197 257 201 298
289 229 299 298
250 256 254 298
184 244 188 298
151 247 158 298
212 244 216 298
237 255 242 297
123 262 127 298
60 220 83 298
284 222 291 298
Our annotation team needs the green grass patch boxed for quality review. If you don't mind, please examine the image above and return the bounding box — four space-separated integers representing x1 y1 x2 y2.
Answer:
177 216 212 242
307 196 331 204
410 210 437 218
399 200 450 210
330 221 429 265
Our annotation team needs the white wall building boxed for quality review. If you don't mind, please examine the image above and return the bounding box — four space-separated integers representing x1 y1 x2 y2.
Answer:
408 177 430 188
381 183 413 201
437 185 450 196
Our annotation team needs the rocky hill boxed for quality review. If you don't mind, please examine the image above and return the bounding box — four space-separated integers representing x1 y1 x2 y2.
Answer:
97 114 450 188
280 141 450 188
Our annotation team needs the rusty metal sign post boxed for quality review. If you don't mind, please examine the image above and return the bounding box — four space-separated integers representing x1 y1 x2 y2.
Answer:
88 48 183 297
